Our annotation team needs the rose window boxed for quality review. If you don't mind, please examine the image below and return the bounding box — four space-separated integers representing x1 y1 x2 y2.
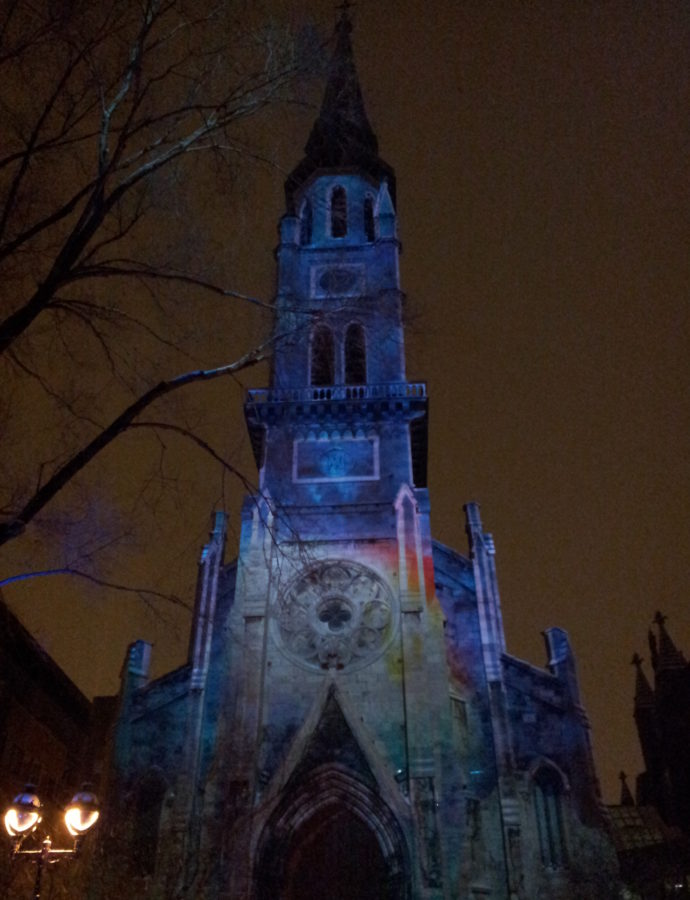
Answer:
273 561 397 671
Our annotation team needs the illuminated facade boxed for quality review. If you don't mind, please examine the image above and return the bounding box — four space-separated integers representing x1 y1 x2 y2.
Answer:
107 13 618 900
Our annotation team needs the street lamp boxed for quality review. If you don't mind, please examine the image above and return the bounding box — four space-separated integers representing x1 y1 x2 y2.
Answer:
4 784 99 900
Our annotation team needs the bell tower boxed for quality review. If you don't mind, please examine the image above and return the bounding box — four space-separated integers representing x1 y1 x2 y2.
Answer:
246 12 426 501
237 10 446 898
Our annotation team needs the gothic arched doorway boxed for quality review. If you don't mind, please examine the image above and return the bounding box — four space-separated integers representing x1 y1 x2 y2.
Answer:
284 805 389 900
254 766 409 900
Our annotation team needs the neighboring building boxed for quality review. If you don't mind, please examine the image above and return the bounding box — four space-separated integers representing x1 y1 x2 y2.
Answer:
607 795 690 899
0 595 99 900
633 613 690 836
607 615 690 898
0 595 92 809
105 13 618 899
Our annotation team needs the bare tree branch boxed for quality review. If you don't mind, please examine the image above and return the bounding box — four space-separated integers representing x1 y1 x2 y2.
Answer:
0 567 190 609
0 0 325 609
0 0 318 355
7 348 103 428
51 296 197 359
68 261 277 311
0 341 270 547
129 420 258 495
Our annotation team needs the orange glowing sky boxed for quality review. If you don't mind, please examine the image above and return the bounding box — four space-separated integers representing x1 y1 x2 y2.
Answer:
3 1 689 804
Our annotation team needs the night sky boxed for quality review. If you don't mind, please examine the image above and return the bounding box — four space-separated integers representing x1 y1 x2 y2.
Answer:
3 1 689 804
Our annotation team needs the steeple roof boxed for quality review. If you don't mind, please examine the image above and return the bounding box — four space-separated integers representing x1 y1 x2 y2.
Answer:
653 611 687 672
619 770 635 806
632 652 655 709
285 8 396 212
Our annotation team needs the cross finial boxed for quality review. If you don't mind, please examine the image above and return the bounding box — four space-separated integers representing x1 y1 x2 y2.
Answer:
631 652 643 669
653 610 667 627
619 770 635 806
336 0 354 20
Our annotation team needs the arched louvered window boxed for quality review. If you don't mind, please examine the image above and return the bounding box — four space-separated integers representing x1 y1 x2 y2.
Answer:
300 199 312 245
363 195 375 242
533 767 567 869
345 323 366 385
132 772 167 876
330 186 347 237
311 325 335 386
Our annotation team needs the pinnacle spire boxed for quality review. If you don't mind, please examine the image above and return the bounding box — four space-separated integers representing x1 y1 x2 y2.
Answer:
619 770 635 806
285 7 396 212
632 652 655 708
653 611 686 672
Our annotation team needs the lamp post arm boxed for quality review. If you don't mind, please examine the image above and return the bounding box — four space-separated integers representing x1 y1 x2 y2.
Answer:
13 841 79 860
12 836 82 899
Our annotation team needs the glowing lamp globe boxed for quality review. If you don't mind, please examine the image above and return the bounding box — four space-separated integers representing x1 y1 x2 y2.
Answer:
4 788 42 837
64 787 99 837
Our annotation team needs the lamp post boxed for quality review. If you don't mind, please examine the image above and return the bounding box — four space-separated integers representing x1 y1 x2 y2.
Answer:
4 784 99 899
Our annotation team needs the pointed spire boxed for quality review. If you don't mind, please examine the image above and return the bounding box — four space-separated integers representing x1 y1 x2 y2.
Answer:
375 178 396 238
285 8 396 211
304 9 376 165
648 629 659 671
375 178 395 217
631 652 660 778
653 611 686 672
619 771 635 806
632 652 655 708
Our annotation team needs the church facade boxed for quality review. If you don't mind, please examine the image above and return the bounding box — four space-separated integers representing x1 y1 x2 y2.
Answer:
104 14 618 900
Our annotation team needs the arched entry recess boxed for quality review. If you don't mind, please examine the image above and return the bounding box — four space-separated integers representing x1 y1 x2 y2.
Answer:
254 764 410 900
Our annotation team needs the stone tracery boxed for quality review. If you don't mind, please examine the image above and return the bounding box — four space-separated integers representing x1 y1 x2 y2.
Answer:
274 560 397 671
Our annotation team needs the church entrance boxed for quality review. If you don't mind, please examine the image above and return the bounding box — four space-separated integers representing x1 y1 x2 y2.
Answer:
254 766 409 900
283 806 390 900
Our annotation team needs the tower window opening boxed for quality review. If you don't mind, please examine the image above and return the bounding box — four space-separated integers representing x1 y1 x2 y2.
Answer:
311 325 335 386
300 199 313 245
345 323 366 385
330 186 347 237
363 195 375 242
533 767 567 869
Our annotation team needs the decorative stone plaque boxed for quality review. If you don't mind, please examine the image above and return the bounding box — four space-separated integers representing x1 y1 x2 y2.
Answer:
293 437 379 483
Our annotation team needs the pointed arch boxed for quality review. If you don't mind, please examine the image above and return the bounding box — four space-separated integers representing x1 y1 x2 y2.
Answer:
300 198 313 245
345 322 367 384
254 764 410 900
364 193 376 241
310 324 335 386
531 763 568 869
330 185 347 237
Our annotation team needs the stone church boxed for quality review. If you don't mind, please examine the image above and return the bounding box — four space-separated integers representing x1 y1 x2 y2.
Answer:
633 613 690 837
105 12 618 900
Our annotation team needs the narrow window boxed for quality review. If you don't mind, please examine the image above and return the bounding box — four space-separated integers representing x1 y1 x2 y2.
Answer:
345 323 366 384
450 697 468 731
533 767 566 869
311 325 335 386
300 199 312 245
132 772 166 876
363 195 375 242
331 186 347 237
